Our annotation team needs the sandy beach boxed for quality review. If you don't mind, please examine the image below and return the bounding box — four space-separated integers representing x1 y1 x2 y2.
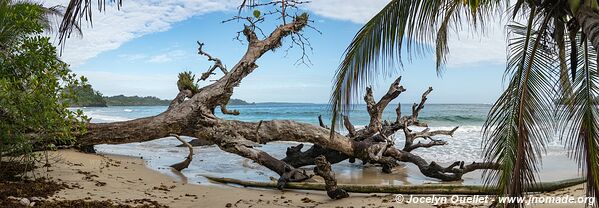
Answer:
19 149 588 208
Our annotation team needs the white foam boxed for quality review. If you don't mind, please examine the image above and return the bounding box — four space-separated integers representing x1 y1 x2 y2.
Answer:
85 112 130 123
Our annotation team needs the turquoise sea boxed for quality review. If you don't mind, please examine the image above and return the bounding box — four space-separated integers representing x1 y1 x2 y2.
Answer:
76 104 580 185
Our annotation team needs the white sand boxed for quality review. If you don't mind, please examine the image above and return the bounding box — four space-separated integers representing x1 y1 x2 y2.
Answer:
32 149 589 208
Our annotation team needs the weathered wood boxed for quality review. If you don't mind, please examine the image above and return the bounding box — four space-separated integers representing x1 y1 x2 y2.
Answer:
363 76 405 136
343 115 355 137
170 134 193 171
197 42 228 81
318 115 328 129
282 144 348 168
203 175 586 195
403 126 458 152
178 138 213 147
314 155 349 199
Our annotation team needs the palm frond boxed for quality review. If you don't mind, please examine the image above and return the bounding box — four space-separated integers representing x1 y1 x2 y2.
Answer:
482 10 557 204
558 36 599 205
435 1 459 71
554 18 574 102
329 0 503 133
44 5 82 36
58 0 122 46
0 0 66 48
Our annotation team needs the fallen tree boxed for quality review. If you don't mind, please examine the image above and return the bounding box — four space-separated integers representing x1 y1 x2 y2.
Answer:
72 5 498 198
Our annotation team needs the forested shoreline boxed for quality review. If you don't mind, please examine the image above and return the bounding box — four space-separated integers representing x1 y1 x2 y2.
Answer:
65 84 252 107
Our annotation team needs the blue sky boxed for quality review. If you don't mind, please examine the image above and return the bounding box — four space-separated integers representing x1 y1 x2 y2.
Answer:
47 0 508 104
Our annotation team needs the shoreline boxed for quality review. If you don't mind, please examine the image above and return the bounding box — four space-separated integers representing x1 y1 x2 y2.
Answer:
29 149 589 207
94 137 581 187
34 149 410 207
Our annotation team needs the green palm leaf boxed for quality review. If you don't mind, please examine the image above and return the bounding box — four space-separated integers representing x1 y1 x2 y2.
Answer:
482 11 557 205
329 0 502 132
0 0 74 50
58 0 121 46
558 36 599 206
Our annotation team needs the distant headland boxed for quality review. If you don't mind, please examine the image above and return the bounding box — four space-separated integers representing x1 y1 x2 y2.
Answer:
66 84 252 107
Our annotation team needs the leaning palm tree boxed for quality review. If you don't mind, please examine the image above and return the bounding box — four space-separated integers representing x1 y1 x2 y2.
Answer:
331 0 599 207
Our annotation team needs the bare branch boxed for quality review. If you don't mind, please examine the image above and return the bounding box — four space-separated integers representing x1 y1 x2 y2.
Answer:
395 103 401 122
342 115 355 137
403 140 447 152
220 104 240 115
379 77 406 109
403 126 458 152
364 77 406 134
169 134 193 171
318 115 328 129
411 87 433 121
197 42 228 81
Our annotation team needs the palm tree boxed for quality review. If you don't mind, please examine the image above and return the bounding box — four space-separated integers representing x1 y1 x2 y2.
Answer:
331 0 599 206
0 0 80 50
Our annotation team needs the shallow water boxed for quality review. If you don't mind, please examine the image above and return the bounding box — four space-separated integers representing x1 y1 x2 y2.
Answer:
74 104 582 185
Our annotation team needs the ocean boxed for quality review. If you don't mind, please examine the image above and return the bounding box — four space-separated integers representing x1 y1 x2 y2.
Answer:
76 104 579 185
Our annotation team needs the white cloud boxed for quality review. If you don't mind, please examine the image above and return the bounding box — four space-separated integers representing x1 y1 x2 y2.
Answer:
445 22 507 68
118 53 147 61
306 0 507 67
147 50 187 63
43 0 507 68
307 0 390 23
43 0 239 67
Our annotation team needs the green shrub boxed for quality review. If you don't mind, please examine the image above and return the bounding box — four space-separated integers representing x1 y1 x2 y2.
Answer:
0 1 87 161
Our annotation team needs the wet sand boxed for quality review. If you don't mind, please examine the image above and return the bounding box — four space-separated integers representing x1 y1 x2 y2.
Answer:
32 149 589 207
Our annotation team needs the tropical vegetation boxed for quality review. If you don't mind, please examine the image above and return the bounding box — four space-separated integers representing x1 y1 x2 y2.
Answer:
64 82 107 107
64 81 252 107
0 0 86 159
330 0 599 206
103 95 171 106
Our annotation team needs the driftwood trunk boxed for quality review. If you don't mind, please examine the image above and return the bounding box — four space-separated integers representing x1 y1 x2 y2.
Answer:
73 14 498 198
203 175 586 195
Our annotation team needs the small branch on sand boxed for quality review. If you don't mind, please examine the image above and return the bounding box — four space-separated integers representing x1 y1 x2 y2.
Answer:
170 134 193 172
